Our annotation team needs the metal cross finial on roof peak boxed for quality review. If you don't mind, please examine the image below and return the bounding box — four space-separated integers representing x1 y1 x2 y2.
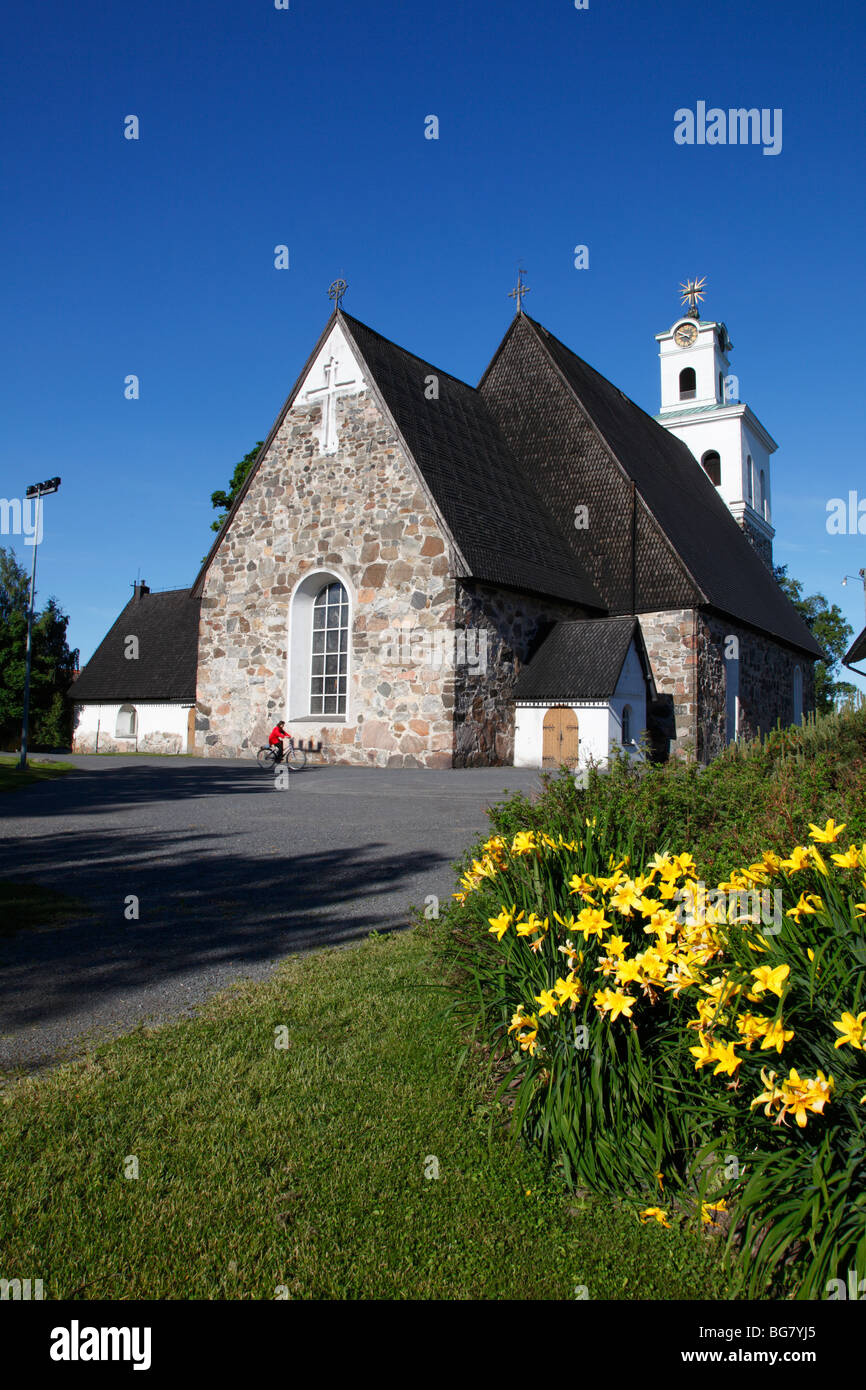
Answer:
328 278 348 310
680 276 707 319
509 268 531 314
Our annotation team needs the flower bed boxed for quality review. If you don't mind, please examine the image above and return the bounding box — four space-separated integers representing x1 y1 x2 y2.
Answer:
443 817 866 1298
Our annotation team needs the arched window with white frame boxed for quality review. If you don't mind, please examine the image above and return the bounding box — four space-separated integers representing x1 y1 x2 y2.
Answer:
288 570 353 721
621 704 632 745
310 581 349 715
116 704 137 738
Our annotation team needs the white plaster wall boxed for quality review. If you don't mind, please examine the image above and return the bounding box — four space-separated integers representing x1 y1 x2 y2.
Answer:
514 704 611 770
609 642 648 760
72 702 193 753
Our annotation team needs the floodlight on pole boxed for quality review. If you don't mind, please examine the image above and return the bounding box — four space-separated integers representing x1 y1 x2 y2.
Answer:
17 477 61 769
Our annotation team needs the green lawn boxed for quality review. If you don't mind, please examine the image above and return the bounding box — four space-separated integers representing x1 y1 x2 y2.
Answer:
0 757 73 793
0 928 728 1300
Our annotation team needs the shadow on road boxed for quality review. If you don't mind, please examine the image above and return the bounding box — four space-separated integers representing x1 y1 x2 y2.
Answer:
0 821 447 1034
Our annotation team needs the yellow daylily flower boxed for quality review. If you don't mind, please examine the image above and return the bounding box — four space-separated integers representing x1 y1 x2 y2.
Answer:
779 1069 834 1128
832 1011 866 1050
751 1067 785 1117
701 1200 728 1224
689 1032 715 1070
751 962 790 998
568 873 597 902
553 974 584 1006
779 846 811 872
736 1012 771 1048
516 912 548 938
487 907 513 942
710 1040 741 1077
510 830 538 855
786 892 823 922
576 907 609 941
638 1206 671 1228
831 844 862 869
760 1018 795 1053
808 819 847 843
593 988 635 1021
609 880 643 916
615 957 644 986
534 989 559 1018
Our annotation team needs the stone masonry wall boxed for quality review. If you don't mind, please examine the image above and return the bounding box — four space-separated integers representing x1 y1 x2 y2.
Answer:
739 518 773 570
196 388 457 767
453 580 587 767
698 613 816 762
638 609 699 758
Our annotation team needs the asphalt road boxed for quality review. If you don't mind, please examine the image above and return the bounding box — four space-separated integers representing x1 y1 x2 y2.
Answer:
0 755 542 1074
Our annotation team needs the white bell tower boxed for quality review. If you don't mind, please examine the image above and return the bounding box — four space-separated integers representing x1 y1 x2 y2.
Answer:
655 279 776 567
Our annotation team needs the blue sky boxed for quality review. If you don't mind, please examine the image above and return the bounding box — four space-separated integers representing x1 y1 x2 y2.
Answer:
2 0 865 684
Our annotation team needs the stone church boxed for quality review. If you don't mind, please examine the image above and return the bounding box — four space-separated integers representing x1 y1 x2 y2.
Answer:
70 288 821 768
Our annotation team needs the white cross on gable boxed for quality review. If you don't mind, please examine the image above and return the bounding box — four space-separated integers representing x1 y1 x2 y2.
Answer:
306 353 358 454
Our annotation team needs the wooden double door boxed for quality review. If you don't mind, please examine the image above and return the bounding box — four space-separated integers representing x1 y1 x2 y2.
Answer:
542 706 580 768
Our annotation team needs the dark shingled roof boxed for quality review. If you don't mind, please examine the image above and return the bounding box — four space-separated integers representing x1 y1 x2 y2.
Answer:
70 589 200 702
844 626 866 668
497 316 821 658
513 616 645 701
338 314 605 610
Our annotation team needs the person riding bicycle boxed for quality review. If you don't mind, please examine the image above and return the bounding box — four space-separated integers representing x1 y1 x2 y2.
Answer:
268 720 291 761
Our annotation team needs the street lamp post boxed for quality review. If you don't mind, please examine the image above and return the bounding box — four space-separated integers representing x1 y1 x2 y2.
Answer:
842 569 866 627
18 477 61 770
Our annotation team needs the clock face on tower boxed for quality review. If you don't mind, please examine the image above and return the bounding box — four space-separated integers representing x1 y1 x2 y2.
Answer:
674 321 698 347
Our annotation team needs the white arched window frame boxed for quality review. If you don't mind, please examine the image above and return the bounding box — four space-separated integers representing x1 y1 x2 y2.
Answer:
746 454 754 507
287 569 353 721
116 704 137 738
760 468 769 520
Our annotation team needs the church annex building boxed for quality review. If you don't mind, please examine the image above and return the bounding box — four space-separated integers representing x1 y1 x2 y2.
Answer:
70 290 821 770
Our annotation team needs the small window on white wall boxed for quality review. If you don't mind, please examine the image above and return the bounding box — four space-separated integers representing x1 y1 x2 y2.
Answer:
746 455 753 506
621 704 632 745
793 666 803 726
116 704 137 737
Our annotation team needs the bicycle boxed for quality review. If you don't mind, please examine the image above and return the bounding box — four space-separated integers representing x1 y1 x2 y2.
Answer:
256 736 306 773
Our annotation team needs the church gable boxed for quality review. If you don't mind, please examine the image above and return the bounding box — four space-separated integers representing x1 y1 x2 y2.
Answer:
478 314 698 616
481 314 819 658
194 318 460 765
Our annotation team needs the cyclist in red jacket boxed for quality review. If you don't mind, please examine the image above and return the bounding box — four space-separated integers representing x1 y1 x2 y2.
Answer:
268 720 291 760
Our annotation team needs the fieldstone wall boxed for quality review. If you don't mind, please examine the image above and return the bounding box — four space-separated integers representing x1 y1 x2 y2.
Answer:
453 580 586 766
637 609 699 757
698 613 816 761
196 385 457 767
